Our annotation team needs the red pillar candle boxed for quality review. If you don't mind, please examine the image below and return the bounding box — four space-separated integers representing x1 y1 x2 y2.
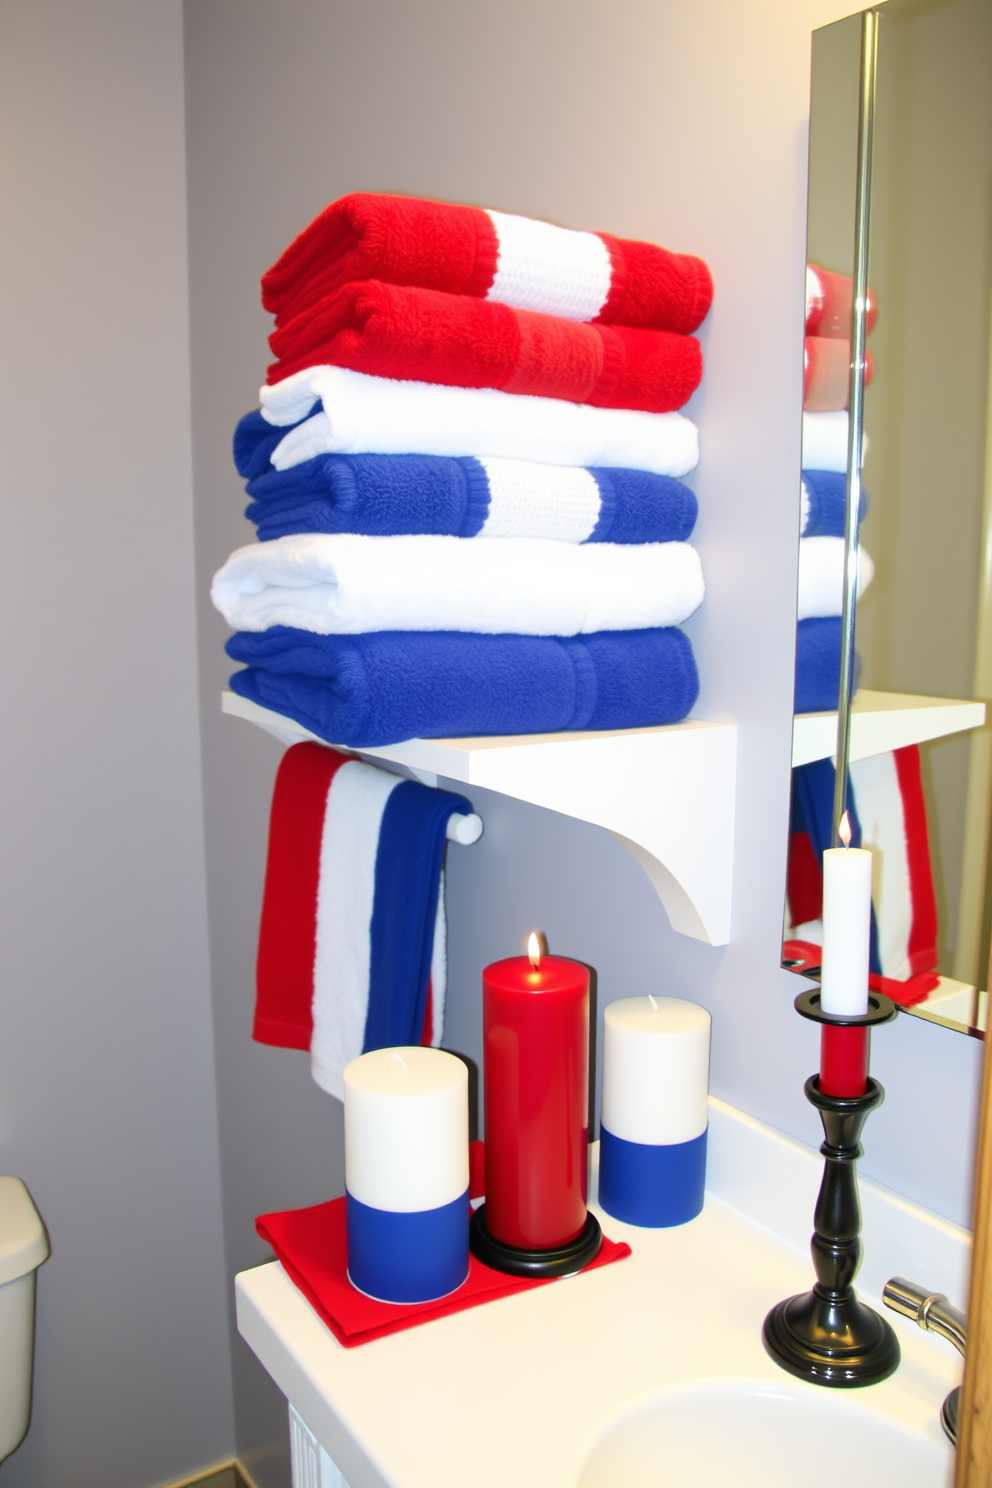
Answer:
819 1026 870 1097
482 940 589 1251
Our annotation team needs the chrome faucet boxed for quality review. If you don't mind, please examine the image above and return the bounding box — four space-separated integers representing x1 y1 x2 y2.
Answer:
883 1276 965 1443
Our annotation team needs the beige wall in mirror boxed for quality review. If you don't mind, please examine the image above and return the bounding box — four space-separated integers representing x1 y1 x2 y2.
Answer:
785 0 992 1038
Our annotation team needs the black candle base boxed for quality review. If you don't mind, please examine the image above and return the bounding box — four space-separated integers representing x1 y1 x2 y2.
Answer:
469 1205 602 1278
762 1059 901 1389
763 1288 900 1388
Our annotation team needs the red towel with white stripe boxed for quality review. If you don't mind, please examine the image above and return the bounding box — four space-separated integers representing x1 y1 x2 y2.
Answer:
262 193 713 335
254 742 471 1099
850 747 938 982
266 280 702 413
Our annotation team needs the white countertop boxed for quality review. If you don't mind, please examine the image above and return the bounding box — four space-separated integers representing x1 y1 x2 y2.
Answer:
236 1104 964 1488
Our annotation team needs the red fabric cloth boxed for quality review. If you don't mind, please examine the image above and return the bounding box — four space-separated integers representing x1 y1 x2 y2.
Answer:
806 264 878 339
256 1192 631 1348
781 941 939 1008
803 337 873 411
266 280 702 414
261 193 713 335
254 742 352 1049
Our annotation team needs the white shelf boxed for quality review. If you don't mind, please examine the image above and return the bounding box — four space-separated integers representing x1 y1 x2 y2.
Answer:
222 691 737 946
792 689 985 768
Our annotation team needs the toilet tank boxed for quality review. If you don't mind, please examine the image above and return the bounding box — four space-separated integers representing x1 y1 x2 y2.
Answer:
0 1179 48 1463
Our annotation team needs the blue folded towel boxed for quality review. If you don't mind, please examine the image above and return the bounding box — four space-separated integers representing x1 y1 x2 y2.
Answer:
235 411 697 545
234 409 294 481
801 470 868 538
794 616 861 714
226 626 699 747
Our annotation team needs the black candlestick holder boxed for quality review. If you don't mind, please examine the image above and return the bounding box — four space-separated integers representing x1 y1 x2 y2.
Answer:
762 988 901 1387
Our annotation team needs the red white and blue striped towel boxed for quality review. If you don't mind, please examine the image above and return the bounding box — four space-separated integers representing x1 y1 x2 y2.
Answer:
254 742 472 1098
786 746 939 997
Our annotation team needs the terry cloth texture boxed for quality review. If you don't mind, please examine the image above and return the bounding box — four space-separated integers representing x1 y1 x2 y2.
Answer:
801 470 868 538
257 367 699 477
797 536 874 621
226 626 700 747
803 337 873 412
241 448 699 546
211 532 705 637
255 742 469 1097
787 750 938 992
255 1192 631 1348
806 264 877 339
261 192 713 335
794 616 862 714
266 280 703 414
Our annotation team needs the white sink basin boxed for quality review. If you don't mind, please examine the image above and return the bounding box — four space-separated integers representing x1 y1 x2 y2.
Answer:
577 1377 953 1488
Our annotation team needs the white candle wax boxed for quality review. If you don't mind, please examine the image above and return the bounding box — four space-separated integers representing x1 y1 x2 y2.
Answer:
602 997 711 1146
820 845 872 1015
344 1046 468 1213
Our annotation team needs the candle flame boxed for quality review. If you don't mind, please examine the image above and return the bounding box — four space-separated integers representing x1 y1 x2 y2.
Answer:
839 811 852 849
528 932 542 969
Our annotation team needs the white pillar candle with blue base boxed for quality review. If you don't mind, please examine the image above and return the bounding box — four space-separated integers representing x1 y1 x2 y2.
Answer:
344 1046 469 1303
598 996 711 1227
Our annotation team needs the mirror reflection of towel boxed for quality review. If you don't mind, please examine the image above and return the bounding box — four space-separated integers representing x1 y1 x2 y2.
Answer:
786 749 939 994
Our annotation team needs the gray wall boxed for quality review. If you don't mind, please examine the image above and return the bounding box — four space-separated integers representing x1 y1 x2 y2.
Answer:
184 0 984 1482
0 2 234 1486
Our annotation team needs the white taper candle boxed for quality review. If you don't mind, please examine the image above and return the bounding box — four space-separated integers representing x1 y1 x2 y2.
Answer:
819 815 872 1015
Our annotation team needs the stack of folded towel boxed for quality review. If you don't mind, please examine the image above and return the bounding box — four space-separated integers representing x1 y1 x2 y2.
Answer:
795 264 877 713
212 193 715 747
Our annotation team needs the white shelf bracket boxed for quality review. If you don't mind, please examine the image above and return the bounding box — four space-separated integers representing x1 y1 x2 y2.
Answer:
222 692 738 946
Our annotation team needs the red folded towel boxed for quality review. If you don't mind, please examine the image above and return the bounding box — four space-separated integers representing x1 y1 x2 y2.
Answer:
804 337 874 411
266 280 702 414
256 1190 632 1348
806 264 877 339
262 192 713 336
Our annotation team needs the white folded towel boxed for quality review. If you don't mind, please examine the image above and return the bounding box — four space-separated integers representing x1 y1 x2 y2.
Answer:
211 532 705 637
802 410 869 473
258 366 699 478
798 535 874 620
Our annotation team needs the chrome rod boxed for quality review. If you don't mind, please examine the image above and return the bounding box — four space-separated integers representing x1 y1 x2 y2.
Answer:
832 7 879 845
883 1276 967 1357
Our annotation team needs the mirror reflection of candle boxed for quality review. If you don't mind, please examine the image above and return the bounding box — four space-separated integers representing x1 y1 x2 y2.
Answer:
820 811 871 1017
820 810 871 1096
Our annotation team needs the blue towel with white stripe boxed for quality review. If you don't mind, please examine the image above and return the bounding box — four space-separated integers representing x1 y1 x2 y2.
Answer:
309 756 470 1097
234 410 697 545
226 625 699 747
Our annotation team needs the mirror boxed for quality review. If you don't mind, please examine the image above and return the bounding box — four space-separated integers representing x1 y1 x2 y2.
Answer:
783 0 992 1037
